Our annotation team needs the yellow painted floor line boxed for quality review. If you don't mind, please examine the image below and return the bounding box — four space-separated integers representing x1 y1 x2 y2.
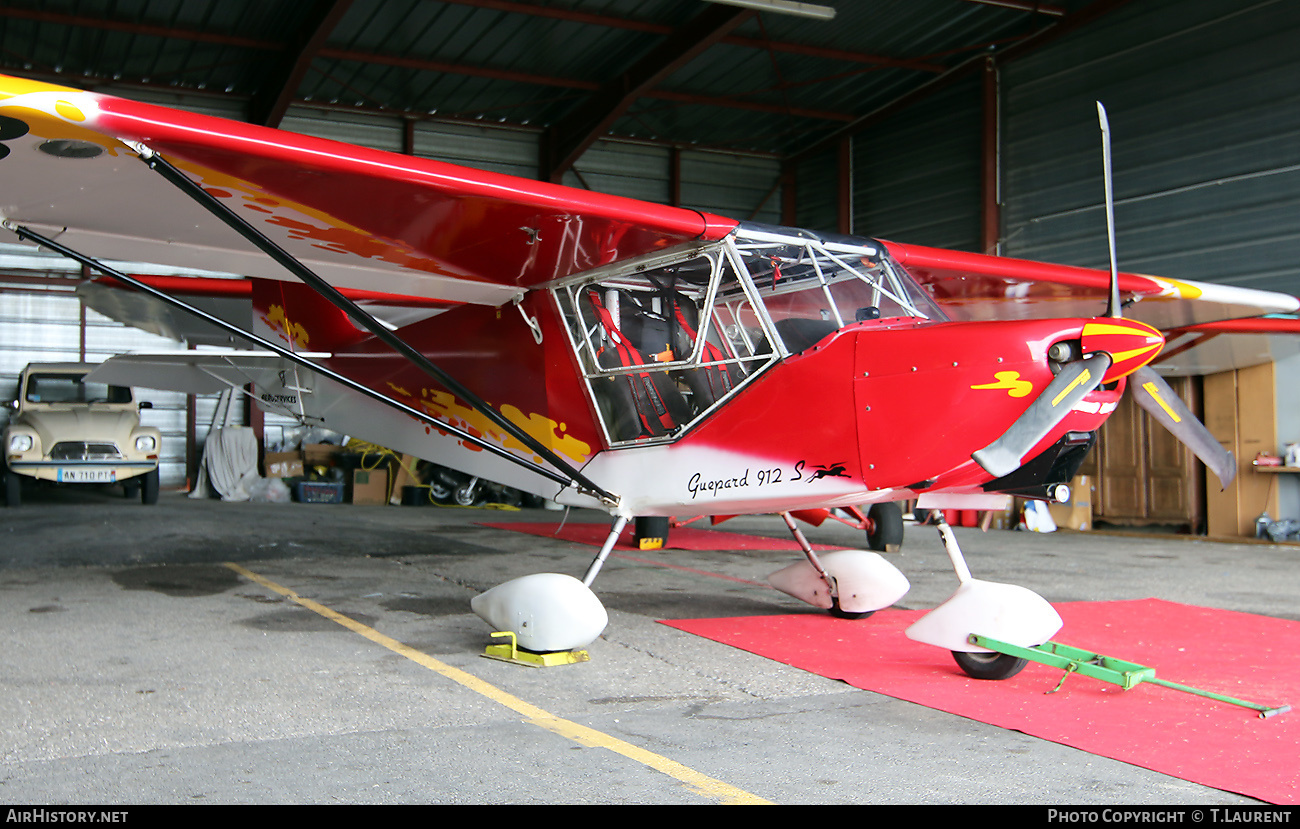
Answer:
224 562 771 805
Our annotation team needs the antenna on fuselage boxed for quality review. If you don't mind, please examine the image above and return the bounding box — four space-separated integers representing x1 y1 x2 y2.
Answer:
1097 101 1121 319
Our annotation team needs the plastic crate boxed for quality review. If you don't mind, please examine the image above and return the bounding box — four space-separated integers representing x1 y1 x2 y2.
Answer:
294 481 345 504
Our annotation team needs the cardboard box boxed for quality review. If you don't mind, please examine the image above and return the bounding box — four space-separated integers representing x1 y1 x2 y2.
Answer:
388 455 420 505
265 451 304 478
1069 474 1093 509
303 443 343 467
1048 475 1093 530
351 468 389 505
1048 504 1092 531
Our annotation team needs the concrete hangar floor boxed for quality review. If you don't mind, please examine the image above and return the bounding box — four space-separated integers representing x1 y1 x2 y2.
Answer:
1 487 1294 805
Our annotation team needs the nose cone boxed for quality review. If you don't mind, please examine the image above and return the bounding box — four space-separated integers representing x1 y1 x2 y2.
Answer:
1080 319 1165 381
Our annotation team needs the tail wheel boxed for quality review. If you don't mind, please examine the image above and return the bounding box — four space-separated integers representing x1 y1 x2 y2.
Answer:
952 649 1029 680
865 502 904 552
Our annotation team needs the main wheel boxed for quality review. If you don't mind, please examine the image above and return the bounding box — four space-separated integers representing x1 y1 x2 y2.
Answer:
634 516 670 549
829 597 874 620
865 502 904 552
952 649 1029 680
140 468 159 505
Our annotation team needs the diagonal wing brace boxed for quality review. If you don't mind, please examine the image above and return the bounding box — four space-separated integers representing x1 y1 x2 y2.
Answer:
117 142 617 507
5 222 617 508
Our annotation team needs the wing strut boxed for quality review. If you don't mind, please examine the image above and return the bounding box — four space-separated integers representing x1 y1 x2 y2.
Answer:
4 222 615 505
118 143 617 508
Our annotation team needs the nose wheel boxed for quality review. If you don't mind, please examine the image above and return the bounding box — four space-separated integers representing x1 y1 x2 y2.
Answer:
905 511 1062 679
952 649 1029 680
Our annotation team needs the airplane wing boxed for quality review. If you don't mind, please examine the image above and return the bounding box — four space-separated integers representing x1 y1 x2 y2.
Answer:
885 240 1300 375
4 73 1295 381
0 74 737 308
76 274 455 346
84 351 302 398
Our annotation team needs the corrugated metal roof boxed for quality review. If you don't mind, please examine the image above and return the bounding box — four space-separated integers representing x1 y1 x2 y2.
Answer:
0 0 1101 170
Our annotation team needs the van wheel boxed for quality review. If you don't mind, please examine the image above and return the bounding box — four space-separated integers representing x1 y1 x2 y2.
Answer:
140 469 159 505
4 470 20 507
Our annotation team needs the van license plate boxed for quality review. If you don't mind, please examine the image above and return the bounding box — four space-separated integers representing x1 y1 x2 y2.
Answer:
57 469 116 483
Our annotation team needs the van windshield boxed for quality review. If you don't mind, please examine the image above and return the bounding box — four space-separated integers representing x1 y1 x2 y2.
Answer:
25 373 133 405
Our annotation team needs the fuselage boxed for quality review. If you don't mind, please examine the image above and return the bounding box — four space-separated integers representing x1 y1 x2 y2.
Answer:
253 223 1161 518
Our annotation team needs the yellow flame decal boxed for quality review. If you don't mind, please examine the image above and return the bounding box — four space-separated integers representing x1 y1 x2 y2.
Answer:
971 371 1034 398
260 304 310 350
387 383 593 466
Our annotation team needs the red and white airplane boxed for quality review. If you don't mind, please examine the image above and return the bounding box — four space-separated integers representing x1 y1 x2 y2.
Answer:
3 74 1297 679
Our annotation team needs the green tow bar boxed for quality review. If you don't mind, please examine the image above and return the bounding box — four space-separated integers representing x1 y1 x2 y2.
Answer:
968 634 1291 719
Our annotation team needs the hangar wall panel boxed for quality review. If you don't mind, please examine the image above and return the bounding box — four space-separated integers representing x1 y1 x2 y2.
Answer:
852 76 983 251
281 103 782 225
560 140 671 205
1000 0 1300 293
680 151 782 225
790 148 841 234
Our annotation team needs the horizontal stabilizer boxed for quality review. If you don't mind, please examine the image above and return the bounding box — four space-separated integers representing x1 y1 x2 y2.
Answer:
84 352 311 397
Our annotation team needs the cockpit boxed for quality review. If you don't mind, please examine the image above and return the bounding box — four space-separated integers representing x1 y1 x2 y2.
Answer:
553 222 945 446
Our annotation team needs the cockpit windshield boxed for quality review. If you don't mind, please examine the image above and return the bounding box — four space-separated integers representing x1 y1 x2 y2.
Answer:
553 222 943 446
727 224 946 353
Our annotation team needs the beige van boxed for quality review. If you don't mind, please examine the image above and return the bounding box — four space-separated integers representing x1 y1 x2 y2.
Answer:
4 363 161 506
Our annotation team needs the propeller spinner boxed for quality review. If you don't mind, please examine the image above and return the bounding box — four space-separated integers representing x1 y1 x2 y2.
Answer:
972 102 1236 490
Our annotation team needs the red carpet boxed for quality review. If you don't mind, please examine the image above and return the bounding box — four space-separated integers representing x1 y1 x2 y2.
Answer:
664 599 1299 804
480 521 843 551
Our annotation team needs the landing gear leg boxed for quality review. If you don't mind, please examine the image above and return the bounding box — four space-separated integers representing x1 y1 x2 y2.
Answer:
905 512 1061 680
767 510 911 618
779 511 852 614
769 514 915 623
582 515 630 587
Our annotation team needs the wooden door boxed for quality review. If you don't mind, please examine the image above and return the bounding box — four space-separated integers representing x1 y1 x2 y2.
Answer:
1079 376 1203 529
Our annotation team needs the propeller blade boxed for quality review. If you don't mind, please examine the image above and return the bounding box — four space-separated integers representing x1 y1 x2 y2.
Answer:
1130 365 1236 489
1098 101 1122 319
973 352 1113 479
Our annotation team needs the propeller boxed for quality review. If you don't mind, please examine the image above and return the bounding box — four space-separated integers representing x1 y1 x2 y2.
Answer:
972 353 1111 479
1130 365 1236 489
1098 102 1122 320
972 103 1236 489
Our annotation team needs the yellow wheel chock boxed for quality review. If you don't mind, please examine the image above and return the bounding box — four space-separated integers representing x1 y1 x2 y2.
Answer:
482 630 591 667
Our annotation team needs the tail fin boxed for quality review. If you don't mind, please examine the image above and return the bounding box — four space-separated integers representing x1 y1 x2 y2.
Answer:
250 278 367 353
